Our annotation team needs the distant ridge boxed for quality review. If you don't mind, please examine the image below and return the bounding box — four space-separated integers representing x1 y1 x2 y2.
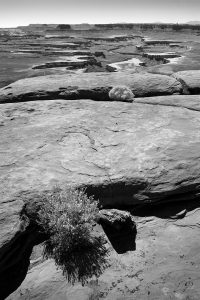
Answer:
186 21 200 25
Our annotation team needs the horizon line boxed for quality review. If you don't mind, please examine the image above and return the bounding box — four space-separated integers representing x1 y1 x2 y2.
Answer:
1 21 200 29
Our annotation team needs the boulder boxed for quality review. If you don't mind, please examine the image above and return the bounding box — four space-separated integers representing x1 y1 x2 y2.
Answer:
172 70 200 94
97 209 137 253
109 85 135 102
0 72 182 103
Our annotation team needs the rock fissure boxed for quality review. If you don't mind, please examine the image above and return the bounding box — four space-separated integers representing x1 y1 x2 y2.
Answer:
0 162 17 168
135 99 200 113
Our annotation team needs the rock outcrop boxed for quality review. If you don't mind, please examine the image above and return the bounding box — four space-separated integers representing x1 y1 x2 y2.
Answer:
32 57 101 70
173 70 200 94
143 52 180 60
84 35 135 42
0 72 182 103
1 21 200 298
1 74 200 298
143 39 183 45
1 95 200 249
7 207 200 300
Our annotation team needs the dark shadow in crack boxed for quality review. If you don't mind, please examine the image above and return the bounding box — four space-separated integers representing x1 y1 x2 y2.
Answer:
131 198 200 219
102 223 137 254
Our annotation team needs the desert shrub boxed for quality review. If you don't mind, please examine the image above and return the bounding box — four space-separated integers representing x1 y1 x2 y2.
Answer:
36 187 109 285
109 85 135 102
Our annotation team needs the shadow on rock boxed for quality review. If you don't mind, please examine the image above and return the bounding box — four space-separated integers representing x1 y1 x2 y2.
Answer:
132 198 200 219
0 222 47 300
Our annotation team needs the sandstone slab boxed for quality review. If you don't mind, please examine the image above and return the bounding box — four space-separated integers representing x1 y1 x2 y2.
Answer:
0 72 182 103
1 95 200 251
173 70 200 94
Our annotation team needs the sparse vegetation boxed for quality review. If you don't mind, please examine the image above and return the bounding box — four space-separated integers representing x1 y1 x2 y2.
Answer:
36 187 109 285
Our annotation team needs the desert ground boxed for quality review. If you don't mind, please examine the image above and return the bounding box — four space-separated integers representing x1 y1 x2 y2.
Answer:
1 23 200 300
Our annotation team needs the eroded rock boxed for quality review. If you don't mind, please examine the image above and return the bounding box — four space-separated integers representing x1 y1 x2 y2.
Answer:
1 95 200 248
0 72 182 103
143 39 183 45
173 70 200 94
1 94 200 297
32 57 101 70
6 208 200 300
143 52 181 62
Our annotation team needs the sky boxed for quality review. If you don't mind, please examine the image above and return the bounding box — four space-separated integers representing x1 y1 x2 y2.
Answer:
0 0 200 28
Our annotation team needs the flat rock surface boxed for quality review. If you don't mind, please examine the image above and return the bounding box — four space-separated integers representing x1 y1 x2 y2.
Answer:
7 208 200 300
1 95 200 249
0 72 182 102
173 70 200 93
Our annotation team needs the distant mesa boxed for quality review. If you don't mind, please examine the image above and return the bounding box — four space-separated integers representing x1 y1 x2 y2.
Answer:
56 24 71 30
186 21 200 25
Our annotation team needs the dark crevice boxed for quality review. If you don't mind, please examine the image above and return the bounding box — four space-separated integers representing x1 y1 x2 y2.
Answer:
84 179 149 207
2 90 200 105
0 222 47 300
131 198 200 219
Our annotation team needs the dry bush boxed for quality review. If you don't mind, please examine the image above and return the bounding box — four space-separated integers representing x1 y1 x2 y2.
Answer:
36 187 109 285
